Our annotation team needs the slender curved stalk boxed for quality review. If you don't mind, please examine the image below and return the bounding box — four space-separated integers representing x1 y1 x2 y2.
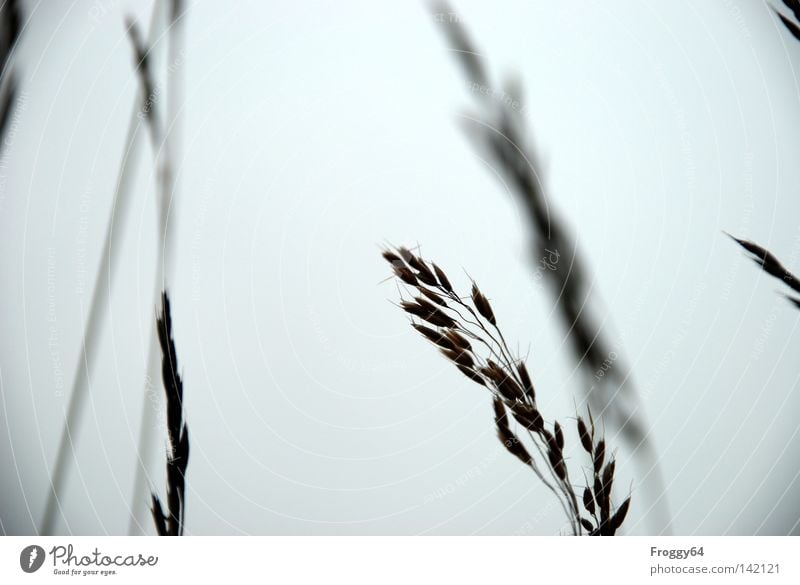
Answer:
431 1 670 534
0 0 21 146
128 0 187 535
40 1 165 536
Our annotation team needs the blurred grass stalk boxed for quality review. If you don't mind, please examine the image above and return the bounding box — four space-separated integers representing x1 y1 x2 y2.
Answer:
41 0 166 536
432 1 671 534
128 0 187 535
0 0 21 146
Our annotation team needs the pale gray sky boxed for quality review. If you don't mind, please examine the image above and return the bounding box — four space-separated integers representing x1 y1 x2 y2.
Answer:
1 0 799 535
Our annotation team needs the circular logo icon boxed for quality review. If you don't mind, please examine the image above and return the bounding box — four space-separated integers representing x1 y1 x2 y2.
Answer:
19 545 45 573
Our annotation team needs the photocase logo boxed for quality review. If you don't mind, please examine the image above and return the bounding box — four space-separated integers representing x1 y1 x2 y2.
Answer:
19 545 45 573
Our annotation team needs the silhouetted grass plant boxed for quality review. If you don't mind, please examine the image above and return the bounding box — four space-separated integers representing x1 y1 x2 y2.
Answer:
726 4 800 310
41 2 168 535
151 291 189 536
384 245 631 535
726 233 800 308
126 0 188 534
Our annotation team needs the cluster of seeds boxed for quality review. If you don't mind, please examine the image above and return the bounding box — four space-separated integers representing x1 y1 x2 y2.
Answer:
151 292 190 537
384 245 631 535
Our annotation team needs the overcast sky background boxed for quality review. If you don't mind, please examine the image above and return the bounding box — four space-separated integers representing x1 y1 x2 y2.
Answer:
1 0 800 535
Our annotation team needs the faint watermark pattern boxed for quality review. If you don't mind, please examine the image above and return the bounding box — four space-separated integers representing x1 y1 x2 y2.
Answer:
190 175 213 303
47 248 65 397
594 350 618 381
88 0 119 26
720 151 754 302
137 49 186 121
423 449 502 505
431 10 462 24
532 248 560 288
720 0 753 39
308 304 406 376
511 499 560 535
656 67 696 199
467 81 527 115
641 282 706 400
74 181 93 298
143 371 166 433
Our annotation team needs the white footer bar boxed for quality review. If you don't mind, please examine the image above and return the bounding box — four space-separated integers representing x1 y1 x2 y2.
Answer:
1 536 796 584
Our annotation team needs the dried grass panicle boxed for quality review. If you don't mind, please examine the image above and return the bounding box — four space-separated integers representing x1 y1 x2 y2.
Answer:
726 232 800 308
151 291 189 536
384 245 631 535
471 284 496 325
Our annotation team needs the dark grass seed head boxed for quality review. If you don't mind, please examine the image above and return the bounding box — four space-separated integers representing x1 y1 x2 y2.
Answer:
577 417 593 453
496 373 524 402
471 283 496 325
554 421 564 451
602 460 616 493
398 246 415 265
510 407 544 433
432 263 453 292
414 263 439 287
583 486 595 516
516 362 535 401
609 496 631 535
441 348 475 369
418 327 458 352
457 364 485 385
401 300 455 328
394 266 418 286
593 440 605 473
444 329 472 351
382 250 403 266
420 287 448 307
